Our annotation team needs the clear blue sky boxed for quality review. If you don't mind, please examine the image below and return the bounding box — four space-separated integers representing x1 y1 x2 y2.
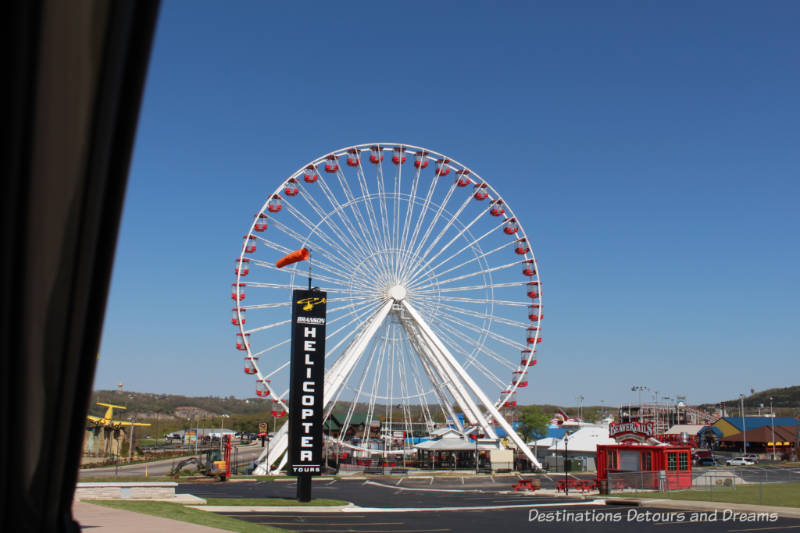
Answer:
95 1 800 408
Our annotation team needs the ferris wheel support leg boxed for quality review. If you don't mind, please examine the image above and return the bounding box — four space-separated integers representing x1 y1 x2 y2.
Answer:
254 301 394 475
401 300 543 470
412 325 498 440
324 300 394 406
401 319 465 432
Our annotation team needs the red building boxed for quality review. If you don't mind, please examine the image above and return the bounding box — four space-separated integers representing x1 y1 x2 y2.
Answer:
596 421 692 490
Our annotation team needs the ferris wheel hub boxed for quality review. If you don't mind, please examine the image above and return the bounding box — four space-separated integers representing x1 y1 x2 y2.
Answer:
388 285 407 301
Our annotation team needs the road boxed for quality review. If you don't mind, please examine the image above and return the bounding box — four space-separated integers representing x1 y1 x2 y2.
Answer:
179 477 800 532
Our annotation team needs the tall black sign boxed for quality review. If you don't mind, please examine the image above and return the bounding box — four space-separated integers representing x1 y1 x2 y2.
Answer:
288 288 326 477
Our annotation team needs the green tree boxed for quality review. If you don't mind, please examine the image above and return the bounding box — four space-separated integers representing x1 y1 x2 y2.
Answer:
517 405 549 442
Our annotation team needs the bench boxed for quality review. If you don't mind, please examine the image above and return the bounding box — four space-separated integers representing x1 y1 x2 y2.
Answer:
513 479 540 492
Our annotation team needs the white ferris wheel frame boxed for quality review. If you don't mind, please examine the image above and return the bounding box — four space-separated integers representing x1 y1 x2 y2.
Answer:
232 143 543 473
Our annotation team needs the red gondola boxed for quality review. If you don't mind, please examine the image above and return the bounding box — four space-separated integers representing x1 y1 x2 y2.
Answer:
256 379 270 397
242 235 256 253
527 281 540 299
490 199 505 217
244 356 257 374
324 154 339 173
435 159 451 176
473 183 489 200
235 258 250 276
392 147 406 165
232 308 246 325
520 348 537 365
526 326 539 344
271 400 286 417
522 259 536 277
303 165 318 183
515 238 530 255
232 283 246 300
254 213 268 231
503 218 519 234
267 195 282 213
369 146 384 164
235 332 250 351
456 169 471 187
347 148 361 167
503 401 517 408
284 178 299 196
414 151 429 168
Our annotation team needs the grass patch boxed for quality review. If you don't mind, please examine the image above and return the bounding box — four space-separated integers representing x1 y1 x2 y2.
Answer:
611 482 800 508
88 500 286 532
203 497 349 507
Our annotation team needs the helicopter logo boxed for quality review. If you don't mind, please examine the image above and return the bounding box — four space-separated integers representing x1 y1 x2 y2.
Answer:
297 296 326 312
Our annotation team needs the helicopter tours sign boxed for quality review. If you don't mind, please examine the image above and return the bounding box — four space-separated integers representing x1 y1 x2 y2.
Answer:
288 289 327 475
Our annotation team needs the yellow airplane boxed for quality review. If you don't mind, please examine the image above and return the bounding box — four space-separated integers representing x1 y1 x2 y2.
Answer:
87 402 150 430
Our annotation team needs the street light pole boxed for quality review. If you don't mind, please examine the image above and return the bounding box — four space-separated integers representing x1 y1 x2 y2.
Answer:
770 396 776 461
220 414 229 452
564 433 570 496
632 386 647 422
128 416 136 463
739 394 747 456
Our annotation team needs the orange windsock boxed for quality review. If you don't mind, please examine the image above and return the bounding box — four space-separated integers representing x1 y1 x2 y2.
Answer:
276 248 309 268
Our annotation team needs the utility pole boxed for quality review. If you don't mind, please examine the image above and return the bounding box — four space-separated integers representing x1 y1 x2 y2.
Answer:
564 432 570 496
577 395 584 423
632 386 647 422
739 394 747 456
128 416 136 463
770 396 776 461
219 414 230 452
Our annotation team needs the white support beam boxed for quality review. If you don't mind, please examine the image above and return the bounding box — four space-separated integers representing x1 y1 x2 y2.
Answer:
402 300 542 469
400 317 464 432
254 300 393 474
410 317 498 440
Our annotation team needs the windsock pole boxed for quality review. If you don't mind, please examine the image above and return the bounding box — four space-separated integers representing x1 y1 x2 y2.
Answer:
275 248 312 289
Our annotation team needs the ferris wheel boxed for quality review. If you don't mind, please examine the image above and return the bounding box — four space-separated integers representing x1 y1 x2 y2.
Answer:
232 143 543 473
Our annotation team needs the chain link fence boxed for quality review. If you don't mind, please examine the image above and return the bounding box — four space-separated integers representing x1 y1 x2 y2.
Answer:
607 467 800 506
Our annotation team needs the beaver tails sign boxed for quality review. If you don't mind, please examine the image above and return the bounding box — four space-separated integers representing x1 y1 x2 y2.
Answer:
288 289 326 475
609 421 655 443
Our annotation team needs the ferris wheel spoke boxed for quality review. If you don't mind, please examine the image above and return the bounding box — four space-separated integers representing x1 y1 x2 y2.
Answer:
405 343 437 432
244 319 291 335
292 179 368 262
434 296 530 307
415 260 522 292
409 191 474 266
374 159 393 266
362 327 390 442
265 217 363 282
329 167 385 264
434 318 518 372
397 163 425 272
251 259 353 289
433 300 528 329
401 178 459 281
436 328 508 389
410 241 511 290
335 331 382 438
352 163 394 279
433 311 525 351
315 173 377 264
398 163 444 279
406 206 497 283
414 280 527 296
279 195 361 263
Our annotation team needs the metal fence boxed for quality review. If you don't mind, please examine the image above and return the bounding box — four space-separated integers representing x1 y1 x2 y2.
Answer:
607 467 800 506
